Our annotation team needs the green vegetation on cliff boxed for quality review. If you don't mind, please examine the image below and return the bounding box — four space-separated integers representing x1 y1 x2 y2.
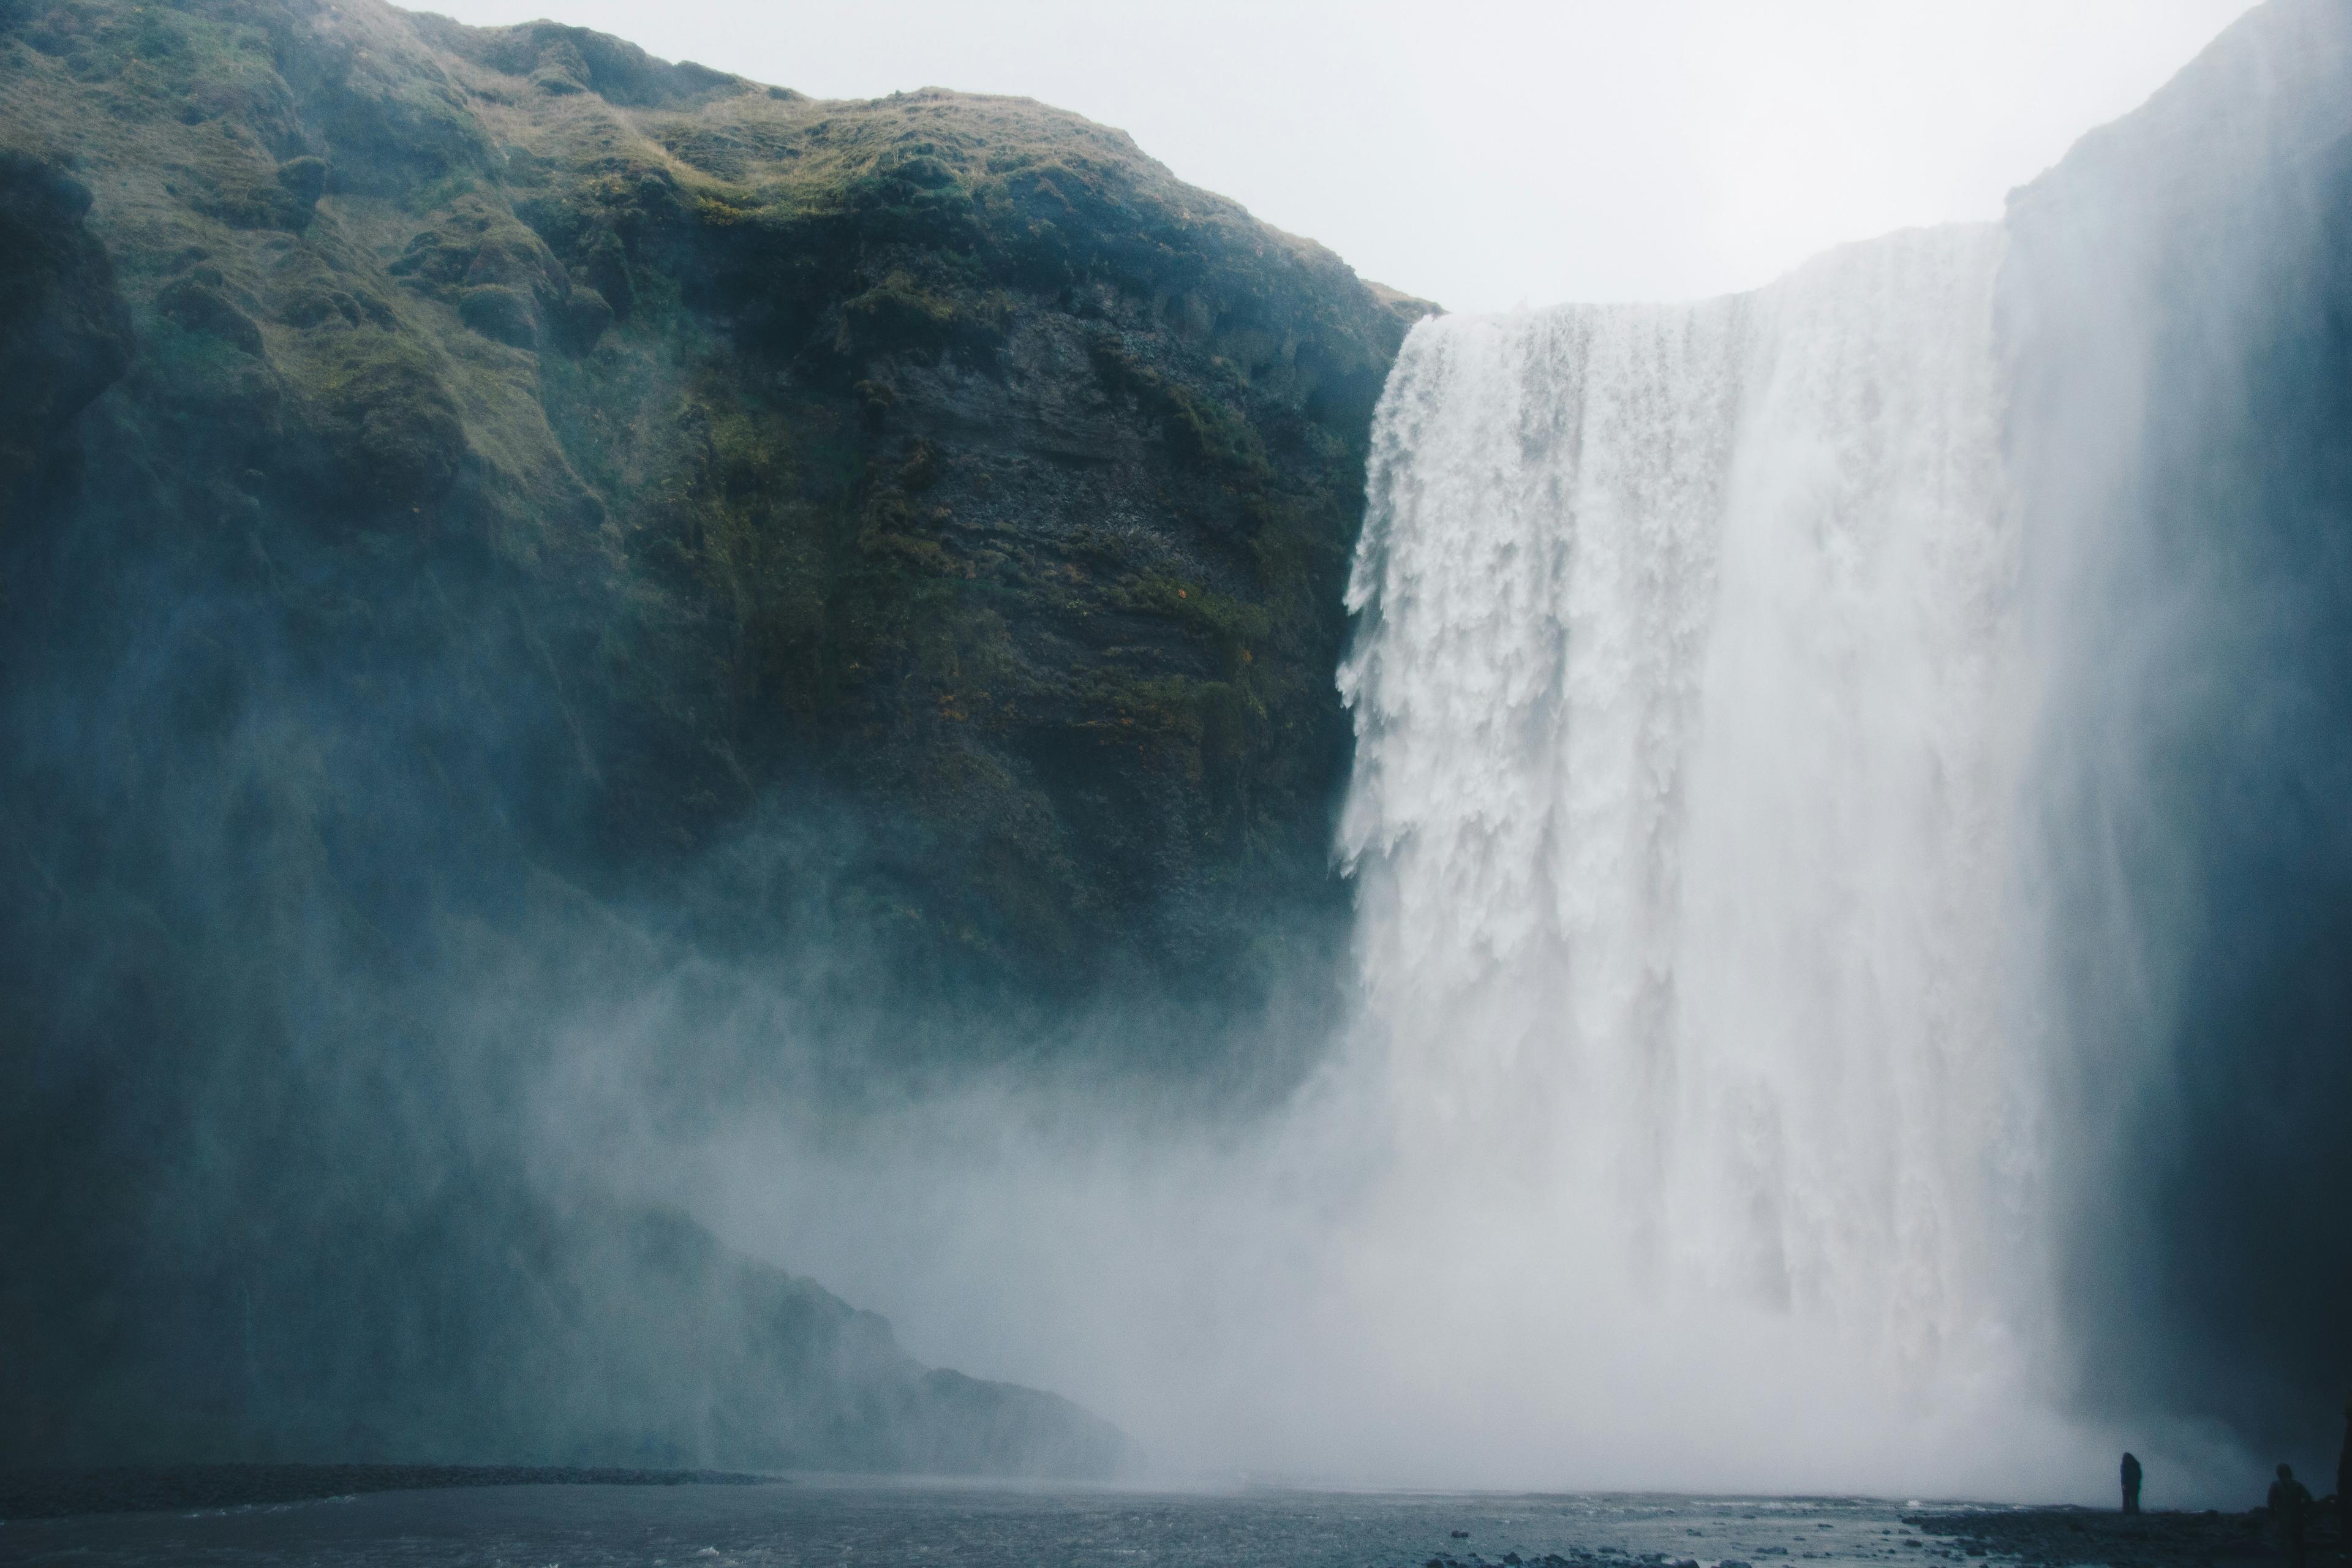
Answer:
1 0 1431 1003
0 0 1430 1472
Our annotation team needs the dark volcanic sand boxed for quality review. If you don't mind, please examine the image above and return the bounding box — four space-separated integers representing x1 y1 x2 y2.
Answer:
0 1463 774 1521
1909 1508 2346 1568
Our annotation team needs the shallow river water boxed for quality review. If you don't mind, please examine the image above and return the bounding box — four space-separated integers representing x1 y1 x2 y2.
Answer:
0 1482 2009 1568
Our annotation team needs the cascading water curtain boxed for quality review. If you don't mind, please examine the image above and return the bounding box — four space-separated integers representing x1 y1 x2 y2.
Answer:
1340 224 2041 1393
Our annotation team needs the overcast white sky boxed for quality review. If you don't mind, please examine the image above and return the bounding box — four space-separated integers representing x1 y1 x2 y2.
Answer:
424 0 2256 311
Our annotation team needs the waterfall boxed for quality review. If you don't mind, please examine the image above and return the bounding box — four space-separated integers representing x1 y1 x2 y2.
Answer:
1338 224 2034 1390
654 4 2339 1490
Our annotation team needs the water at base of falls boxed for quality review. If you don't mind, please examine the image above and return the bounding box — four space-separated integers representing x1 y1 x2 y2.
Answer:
1338 223 2038 1405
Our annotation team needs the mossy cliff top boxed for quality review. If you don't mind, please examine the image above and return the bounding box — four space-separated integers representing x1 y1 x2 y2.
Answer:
0 0 1436 1026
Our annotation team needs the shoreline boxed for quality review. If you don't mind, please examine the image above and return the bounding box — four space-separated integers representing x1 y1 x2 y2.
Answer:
1909 1506 2346 1568
0 1463 777 1522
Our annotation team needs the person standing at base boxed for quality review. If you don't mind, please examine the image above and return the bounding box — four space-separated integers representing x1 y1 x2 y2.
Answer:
2121 1452 2143 1513
2270 1462 2312 1568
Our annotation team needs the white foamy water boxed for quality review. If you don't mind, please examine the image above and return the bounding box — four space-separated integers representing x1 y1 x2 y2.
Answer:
1338 224 2036 1399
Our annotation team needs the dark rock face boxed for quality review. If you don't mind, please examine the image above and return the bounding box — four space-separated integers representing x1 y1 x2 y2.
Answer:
2003 0 2352 1461
1 0 1427 1011
0 0 1423 1474
0 151 134 505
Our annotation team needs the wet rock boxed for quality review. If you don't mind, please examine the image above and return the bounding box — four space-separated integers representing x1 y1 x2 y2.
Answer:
156 276 266 355
274 155 327 223
553 285 612 351
456 282 539 348
0 151 134 503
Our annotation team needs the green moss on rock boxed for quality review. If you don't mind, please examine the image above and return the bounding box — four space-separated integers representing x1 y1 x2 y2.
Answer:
0 0 1435 1016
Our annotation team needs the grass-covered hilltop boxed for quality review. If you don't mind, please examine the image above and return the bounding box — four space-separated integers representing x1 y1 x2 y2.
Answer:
0 0 1428 1475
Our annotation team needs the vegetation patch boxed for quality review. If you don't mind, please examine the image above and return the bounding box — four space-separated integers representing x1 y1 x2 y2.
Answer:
0 0 1422 1009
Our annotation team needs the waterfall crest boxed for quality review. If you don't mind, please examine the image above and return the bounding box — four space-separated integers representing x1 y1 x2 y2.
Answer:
1340 224 2030 1385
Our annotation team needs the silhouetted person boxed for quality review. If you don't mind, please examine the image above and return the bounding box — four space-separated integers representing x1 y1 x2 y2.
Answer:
2121 1451 2143 1513
2270 1463 2312 1568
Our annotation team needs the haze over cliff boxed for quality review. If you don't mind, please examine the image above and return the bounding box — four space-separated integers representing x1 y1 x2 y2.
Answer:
0 0 1420 1472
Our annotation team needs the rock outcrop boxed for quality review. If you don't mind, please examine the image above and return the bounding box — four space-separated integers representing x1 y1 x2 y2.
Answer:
0 0 1427 1474
0 149 134 503
2000 0 2352 1460
0 0 1428 1003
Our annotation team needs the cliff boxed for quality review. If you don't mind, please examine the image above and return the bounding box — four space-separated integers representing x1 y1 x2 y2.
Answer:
0 0 1428 1004
2000 0 2352 1461
0 0 1425 1472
